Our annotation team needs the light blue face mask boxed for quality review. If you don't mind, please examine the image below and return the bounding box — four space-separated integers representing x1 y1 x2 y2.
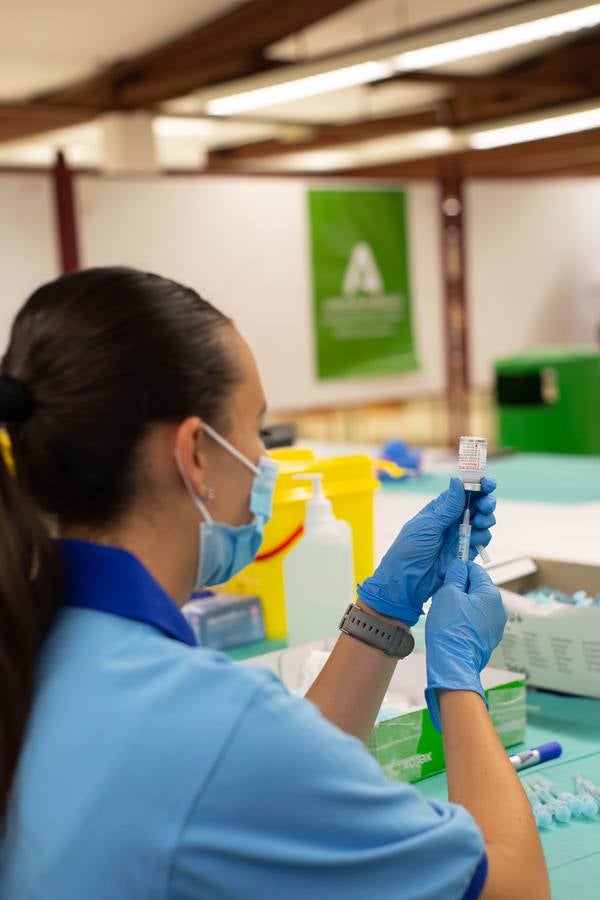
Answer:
176 422 279 588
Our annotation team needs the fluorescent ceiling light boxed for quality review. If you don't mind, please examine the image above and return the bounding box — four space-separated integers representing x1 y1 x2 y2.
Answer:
204 4 600 116
394 3 600 70
469 105 600 148
205 60 393 115
240 127 461 173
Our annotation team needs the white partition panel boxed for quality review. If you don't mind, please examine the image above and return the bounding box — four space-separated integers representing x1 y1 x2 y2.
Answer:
466 179 600 388
0 173 58 356
76 175 446 412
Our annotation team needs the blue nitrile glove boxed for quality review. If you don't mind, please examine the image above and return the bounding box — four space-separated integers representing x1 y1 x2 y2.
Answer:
424 559 507 732
357 476 497 626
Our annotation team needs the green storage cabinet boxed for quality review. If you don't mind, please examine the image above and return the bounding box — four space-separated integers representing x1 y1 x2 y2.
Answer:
495 347 600 455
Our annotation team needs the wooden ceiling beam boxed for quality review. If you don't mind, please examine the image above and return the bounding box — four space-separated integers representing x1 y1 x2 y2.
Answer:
448 30 600 125
36 49 280 112
13 1 586 131
448 82 595 126
384 70 589 94
505 28 600 81
0 103 94 142
115 53 281 108
208 29 600 166
37 0 362 109
318 127 600 178
2 0 600 181
0 0 361 142
207 110 441 163
0 103 92 122
116 0 364 68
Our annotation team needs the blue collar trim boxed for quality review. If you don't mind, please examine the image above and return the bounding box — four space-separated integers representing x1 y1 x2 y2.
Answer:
59 539 197 648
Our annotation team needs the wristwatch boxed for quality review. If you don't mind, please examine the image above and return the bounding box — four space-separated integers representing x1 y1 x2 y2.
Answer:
339 604 415 659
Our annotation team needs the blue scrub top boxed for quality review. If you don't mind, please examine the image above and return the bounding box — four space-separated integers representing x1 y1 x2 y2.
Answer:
0 539 487 900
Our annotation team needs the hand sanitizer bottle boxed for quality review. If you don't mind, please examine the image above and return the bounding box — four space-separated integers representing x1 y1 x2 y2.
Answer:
284 474 355 646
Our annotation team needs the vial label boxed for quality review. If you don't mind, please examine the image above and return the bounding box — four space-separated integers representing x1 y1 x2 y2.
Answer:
458 437 487 473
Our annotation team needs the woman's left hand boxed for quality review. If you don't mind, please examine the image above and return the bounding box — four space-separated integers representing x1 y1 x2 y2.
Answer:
356 476 497 626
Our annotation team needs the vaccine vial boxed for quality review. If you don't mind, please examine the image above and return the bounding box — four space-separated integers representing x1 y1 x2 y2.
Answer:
458 436 488 492
457 435 492 565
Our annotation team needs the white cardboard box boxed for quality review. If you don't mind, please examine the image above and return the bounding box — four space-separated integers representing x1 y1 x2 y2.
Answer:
489 557 600 698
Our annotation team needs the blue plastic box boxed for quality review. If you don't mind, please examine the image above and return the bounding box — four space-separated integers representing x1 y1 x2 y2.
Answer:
183 593 265 650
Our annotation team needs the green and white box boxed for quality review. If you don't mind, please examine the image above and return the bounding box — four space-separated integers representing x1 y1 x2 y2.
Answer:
244 641 526 784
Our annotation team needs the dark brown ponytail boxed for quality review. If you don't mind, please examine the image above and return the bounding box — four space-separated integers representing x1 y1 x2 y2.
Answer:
0 266 240 821
0 420 62 823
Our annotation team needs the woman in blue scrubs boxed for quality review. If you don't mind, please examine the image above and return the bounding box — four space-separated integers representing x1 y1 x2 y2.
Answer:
0 267 549 899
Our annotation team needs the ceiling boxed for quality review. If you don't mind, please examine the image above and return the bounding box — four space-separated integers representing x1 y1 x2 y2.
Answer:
1 0 600 176
0 0 250 99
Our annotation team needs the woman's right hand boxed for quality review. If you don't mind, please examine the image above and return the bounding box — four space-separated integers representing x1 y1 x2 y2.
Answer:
424 560 507 731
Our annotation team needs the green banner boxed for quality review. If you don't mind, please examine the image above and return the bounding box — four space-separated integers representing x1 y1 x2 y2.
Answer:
308 189 418 380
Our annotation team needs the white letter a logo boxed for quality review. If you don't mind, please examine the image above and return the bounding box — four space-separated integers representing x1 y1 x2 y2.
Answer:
342 242 384 295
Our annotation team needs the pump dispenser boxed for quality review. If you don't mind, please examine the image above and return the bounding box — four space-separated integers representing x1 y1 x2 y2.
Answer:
284 474 355 646
303 474 332 524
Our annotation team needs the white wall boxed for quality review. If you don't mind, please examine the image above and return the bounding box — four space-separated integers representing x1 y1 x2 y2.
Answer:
466 179 600 388
75 175 446 412
571 182 600 346
2 172 599 404
0 173 58 358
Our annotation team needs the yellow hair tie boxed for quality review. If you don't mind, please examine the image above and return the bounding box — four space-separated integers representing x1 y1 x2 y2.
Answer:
0 430 15 476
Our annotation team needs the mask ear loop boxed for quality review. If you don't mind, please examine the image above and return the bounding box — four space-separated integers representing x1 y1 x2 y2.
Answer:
174 448 215 524
202 422 260 476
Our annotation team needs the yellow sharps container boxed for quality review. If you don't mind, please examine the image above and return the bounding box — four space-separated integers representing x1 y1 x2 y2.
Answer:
223 449 380 639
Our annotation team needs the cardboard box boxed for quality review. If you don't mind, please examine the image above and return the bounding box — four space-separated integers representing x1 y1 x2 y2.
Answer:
488 557 600 698
244 640 525 784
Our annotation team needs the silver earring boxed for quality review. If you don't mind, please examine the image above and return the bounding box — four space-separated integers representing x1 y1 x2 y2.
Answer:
202 487 215 501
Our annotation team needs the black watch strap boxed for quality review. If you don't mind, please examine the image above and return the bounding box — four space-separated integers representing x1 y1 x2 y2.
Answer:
339 604 415 659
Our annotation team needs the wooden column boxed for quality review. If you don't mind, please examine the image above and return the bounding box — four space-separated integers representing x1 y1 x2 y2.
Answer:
53 151 80 273
439 163 469 449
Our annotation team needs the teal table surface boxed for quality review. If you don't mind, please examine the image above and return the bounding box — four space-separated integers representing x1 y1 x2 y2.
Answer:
416 690 600 900
384 453 600 504
226 638 287 661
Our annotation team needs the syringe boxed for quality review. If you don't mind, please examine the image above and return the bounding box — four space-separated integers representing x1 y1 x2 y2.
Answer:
533 776 587 817
458 508 471 563
523 782 553 829
457 493 491 565
575 773 600 801
476 542 491 565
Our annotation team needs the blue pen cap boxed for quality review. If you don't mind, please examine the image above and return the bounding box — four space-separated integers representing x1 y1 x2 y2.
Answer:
538 742 562 763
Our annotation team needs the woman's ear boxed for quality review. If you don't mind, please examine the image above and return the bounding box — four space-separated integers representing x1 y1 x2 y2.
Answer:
174 417 207 499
